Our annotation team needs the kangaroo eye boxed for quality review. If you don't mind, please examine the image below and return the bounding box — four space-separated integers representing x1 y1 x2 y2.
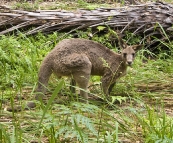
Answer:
132 53 135 57
123 53 127 57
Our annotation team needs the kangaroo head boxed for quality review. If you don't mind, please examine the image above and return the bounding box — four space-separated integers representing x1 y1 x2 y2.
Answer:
118 37 143 66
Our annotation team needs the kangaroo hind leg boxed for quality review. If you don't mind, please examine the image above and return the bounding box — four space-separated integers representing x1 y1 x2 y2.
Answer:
65 54 92 102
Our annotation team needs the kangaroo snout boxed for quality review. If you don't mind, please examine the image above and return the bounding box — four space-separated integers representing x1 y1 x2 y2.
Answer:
126 55 134 66
127 61 132 66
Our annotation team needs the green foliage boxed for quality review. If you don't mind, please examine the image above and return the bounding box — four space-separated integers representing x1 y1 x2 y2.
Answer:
0 124 11 143
0 25 173 143
13 1 39 11
111 96 127 104
38 80 64 128
11 0 113 11
131 105 173 143
0 34 51 90
0 32 72 90
0 35 34 89
124 32 142 45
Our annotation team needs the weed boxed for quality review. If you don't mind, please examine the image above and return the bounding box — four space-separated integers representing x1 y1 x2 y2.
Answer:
131 105 173 143
13 1 39 11
0 25 173 143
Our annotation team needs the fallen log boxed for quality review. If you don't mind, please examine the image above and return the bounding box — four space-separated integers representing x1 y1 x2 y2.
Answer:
0 2 173 51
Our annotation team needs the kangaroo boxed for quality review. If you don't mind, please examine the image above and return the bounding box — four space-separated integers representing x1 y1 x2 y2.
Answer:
35 38 143 102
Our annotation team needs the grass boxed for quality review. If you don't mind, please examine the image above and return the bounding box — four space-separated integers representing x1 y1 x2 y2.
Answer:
11 0 117 11
0 29 173 143
1 1 173 142
9 0 173 11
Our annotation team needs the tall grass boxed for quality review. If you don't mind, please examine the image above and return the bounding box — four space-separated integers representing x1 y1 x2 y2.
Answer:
0 29 173 143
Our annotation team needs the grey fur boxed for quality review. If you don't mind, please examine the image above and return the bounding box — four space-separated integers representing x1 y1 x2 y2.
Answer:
36 38 143 102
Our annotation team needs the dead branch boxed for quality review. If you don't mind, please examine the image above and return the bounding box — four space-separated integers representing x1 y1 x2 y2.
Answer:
0 1 173 50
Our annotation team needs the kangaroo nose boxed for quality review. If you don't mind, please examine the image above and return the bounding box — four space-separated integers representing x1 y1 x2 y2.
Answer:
127 61 132 66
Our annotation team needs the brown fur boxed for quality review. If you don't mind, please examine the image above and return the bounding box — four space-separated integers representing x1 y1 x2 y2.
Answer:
36 38 143 102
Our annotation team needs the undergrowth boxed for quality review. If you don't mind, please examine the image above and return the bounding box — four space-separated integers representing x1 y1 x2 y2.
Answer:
0 29 173 143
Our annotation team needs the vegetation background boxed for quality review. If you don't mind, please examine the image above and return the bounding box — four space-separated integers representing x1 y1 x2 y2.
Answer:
0 0 173 143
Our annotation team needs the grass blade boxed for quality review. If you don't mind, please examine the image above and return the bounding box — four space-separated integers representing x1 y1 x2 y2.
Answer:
38 80 64 128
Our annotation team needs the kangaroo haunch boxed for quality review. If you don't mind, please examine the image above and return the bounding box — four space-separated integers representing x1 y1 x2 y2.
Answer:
36 38 143 102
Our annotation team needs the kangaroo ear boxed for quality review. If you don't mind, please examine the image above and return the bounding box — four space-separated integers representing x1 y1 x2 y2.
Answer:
118 37 127 49
132 45 144 51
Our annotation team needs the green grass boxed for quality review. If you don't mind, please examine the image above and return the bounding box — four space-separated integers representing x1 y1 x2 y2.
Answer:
0 30 173 142
10 0 173 11
11 0 115 11
1 0 173 141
